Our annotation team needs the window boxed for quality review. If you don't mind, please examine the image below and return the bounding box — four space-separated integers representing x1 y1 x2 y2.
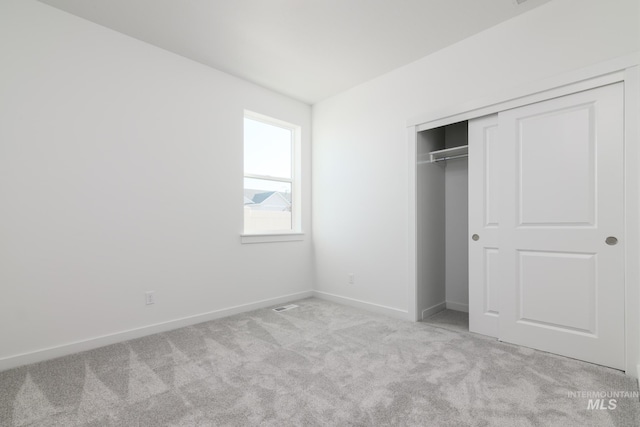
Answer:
243 111 301 237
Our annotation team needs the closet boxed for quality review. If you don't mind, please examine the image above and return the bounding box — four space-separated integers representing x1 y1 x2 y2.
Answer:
416 121 470 320
416 82 626 370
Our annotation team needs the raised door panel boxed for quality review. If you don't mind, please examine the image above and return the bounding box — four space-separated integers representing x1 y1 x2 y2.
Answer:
517 250 596 334
518 105 595 226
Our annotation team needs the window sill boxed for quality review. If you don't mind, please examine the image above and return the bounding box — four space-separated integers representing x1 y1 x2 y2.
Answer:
241 232 305 244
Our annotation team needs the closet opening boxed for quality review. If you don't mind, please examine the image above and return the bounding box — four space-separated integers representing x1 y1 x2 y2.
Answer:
416 120 469 333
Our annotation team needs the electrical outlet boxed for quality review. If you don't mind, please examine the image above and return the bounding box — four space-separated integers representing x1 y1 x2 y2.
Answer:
145 291 155 305
348 273 355 285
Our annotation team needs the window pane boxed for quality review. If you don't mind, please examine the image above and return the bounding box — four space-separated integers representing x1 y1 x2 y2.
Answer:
244 178 292 232
244 118 292 179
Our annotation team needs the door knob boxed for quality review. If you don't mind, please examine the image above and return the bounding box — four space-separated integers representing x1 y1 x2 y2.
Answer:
472 234 479 241
605 236 618 246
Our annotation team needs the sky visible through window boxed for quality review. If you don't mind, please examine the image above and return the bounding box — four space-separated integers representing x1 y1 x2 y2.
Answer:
244 117 292 182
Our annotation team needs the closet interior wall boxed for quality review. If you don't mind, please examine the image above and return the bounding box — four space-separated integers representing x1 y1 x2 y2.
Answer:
416 121 469 320
444 123 469 313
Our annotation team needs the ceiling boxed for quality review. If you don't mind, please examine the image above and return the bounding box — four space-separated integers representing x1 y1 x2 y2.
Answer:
39 0 552 104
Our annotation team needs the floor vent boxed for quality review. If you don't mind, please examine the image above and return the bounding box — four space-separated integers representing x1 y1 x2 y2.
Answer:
272 304 299 312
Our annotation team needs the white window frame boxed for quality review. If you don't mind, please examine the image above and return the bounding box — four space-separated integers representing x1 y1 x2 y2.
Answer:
241 110 303 244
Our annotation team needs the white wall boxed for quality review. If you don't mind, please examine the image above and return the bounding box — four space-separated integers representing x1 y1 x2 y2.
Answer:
0 0 312 369
445 161 468 312
312 0 639 316
415 128 446 319
444 123 469 312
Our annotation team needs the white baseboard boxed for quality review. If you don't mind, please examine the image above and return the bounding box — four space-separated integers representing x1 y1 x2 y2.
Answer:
312 291 409 320
421 302 446 320
0 290 313 372
446 301 469 313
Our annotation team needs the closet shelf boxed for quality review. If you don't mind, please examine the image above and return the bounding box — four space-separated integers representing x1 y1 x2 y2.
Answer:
428 145 468 163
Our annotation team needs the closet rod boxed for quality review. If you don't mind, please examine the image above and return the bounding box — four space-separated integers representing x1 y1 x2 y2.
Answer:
422 153 468 164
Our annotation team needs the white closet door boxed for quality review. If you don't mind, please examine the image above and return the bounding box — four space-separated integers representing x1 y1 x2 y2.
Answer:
498 83 625 369
468 114 501 337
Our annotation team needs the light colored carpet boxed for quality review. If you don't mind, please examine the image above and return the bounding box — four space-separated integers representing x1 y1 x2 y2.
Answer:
0 298 638 426
422 309 469 334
